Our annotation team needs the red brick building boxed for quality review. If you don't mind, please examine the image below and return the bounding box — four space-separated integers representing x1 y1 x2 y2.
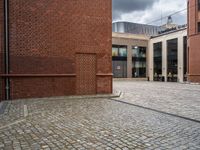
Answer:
188 0 200 82
0 0 112 101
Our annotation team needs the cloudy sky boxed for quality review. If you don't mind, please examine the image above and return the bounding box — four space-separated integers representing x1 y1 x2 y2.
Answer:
112 0 187 25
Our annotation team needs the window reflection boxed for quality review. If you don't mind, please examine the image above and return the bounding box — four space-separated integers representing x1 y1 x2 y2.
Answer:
112 47 118 57
167 38 178 82
119 47 127 57
132 46 146 58
153 42 163 81
112 45 127 78
198 22 200 33
198 0 200 11
132 46 146 78
183 36 187 81
112 45 127 57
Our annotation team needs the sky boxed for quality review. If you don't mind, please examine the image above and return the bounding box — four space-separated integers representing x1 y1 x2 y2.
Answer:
112 0 187 26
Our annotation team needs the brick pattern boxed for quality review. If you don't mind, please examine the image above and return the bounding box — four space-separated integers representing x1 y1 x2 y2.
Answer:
76 54 96 95
97 76 112 93
0 0 112 100
188 0 200 83
10 77 76 100
189 75 200 82
188 0 197 35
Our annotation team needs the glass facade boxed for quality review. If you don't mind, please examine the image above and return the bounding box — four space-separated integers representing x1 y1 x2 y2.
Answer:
153 42 163 81
198 22 200 33
183 36 187 81
112 45 127 78
119 47 127 57
167 38 178 82
132 46 146 78
112 47 118 56
112 45 127 57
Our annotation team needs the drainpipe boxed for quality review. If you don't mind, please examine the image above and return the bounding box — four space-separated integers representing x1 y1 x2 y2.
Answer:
4 0 10 100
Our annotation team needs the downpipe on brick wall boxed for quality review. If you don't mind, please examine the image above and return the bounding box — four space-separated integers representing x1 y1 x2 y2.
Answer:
4 0 10 100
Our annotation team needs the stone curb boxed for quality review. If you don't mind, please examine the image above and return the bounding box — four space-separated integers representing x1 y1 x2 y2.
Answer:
180 82 200 85
0 91 121 103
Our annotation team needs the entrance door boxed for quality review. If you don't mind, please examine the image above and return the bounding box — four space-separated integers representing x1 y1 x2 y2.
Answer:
76 53 96 95
112 60 127 78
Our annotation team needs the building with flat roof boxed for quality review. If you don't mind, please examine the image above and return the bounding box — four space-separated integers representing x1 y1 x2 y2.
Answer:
188 0 200 82
112 32 149 79
112 26 187 82
112 21 164 36
0 0 112 101
149 28 187 82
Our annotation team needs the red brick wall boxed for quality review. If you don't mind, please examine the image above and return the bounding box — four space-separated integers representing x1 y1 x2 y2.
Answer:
97 76 112 93
188 0 197 36
188 0 200 82
10 77 76 99
0 0 112 100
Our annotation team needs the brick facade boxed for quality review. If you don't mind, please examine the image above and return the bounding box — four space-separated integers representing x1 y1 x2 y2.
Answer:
188 0 200 82
0 0 112 101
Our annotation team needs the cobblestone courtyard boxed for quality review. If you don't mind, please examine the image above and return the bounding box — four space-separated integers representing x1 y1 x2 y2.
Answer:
0 81 200 150
114 81 200 121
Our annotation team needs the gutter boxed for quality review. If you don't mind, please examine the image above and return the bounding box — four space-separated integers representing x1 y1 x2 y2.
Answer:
4 0 10 100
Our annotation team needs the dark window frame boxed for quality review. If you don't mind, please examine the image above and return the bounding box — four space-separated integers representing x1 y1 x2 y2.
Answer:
153 42 163 81
112 45 128 57
167 38 178 82
132 46 146 58
198 22 200 33
132 46 147 78
183 36 187 81
198 0 200 11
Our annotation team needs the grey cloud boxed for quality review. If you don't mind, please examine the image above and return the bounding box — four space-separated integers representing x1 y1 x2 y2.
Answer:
170 13 187 25
112 0 158 21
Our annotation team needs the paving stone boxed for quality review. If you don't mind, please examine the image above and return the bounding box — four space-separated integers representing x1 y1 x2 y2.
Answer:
114 81 200 121
0 81 199 149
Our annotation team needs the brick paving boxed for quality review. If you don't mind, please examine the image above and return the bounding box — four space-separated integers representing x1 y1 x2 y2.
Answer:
114 81 200 121
0 82 199 149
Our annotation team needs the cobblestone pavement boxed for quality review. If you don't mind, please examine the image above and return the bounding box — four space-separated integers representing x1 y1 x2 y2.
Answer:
114 81 200 121
0 88 200 149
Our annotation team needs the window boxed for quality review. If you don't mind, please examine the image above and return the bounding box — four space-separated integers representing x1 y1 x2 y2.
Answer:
153 42 162 81
198 0 200 11
198 22 200 33
119 47 127 57
183 36 187 81
167 38 178 82
132 46 146 58
112 45 127 78
132 46 147 78
112 45 127 57
112 47 118 56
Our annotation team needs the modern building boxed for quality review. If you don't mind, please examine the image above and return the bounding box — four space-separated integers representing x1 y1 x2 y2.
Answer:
0 0 112 101
112 32 149 79
149 28 187 82
112 21 164 36
112 23 187 82
188 0 200 82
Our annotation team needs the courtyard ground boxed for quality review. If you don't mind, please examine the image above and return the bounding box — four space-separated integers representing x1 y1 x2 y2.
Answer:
0 81 200 150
